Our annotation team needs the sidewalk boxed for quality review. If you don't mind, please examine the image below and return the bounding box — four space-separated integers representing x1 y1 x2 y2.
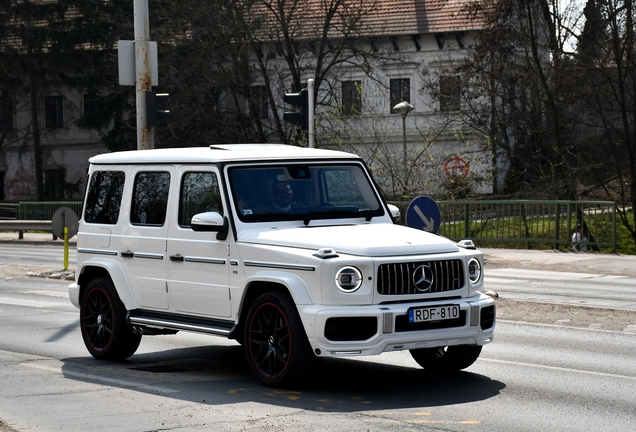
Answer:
0 231 76 245
481 248 636 278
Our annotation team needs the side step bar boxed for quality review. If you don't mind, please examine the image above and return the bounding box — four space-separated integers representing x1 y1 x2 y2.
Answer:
128 310 235 337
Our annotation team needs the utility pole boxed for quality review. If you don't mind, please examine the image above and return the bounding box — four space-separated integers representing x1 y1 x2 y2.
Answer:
308 79 315 148
134 0 153 150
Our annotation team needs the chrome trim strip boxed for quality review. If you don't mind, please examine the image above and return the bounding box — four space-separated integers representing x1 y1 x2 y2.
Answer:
133 253 164 260
77 248 118 256
381 307 393 334
184 257 226 265
243 261 315 271
469 302 480 326
129 316 231 336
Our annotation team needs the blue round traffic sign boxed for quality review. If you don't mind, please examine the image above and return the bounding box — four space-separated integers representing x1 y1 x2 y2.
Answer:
406 196 441 233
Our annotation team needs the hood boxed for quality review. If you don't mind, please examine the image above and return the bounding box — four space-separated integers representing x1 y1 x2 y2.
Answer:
237 224 459 257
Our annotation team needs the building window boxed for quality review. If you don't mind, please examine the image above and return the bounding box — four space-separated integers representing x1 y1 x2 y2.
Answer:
390 78 410 113
44 168 65 199
250 85 269 119
82 94 101 128
45 96 64 128
0 96 12 130
439 75 461 112
341 80 362 115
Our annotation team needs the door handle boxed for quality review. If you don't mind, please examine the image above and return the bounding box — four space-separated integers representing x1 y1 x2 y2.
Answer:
170 254 184 262
120 250 134 258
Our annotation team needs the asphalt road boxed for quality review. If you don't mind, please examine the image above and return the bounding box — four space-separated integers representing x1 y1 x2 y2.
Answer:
0 290 635 431
0 252 635 431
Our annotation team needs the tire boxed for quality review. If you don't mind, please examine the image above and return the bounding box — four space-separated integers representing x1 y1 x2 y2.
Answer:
80 277 141 361
244 291 318 387
410 345 482 372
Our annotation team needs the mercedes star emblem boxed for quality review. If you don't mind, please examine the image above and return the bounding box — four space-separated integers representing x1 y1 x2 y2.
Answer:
413 264 434 292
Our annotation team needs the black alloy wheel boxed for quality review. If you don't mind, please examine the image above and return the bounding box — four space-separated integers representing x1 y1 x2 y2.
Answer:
244 292 318 387
80 277 141 360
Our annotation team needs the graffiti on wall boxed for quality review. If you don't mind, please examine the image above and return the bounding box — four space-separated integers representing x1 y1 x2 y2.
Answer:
443 156 470 178
6 168 37 198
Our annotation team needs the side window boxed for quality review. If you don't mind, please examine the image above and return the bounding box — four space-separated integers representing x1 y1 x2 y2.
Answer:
179 172 223 227
440 75 461 112
130 172 171 226
84 171 125 224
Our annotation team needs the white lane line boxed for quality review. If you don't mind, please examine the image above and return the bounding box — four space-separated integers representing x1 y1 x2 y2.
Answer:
486 268 602 280
23 290 69 298
481 357 636 381
22 363 178 394
0 297 67 308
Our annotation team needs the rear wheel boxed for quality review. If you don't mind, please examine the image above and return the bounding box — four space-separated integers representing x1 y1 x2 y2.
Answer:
410 345 482 372
80 277 141 360
244 292 318 387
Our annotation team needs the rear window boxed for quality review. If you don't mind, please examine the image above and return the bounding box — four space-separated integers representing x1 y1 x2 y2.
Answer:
84 171 125 225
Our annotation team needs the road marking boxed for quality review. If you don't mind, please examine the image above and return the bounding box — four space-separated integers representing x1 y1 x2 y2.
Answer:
23 290 69 298
22 363 178 394
386 419 480 425
486 268 602 281
481 358 636 381
0 297 67 308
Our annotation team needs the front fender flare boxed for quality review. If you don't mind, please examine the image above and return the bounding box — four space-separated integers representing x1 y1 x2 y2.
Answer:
242 271 314 305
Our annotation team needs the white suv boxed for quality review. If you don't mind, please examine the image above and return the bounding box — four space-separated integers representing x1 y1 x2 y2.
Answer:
68 144 495 386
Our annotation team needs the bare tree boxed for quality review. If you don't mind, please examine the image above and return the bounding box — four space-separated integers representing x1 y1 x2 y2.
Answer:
571 0 636 246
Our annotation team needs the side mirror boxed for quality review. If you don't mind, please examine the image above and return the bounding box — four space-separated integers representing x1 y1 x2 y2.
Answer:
191 212 229 240
387 204 401 224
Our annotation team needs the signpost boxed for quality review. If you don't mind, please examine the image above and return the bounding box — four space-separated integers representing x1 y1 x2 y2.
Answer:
406 196 442 234
52 208 78 270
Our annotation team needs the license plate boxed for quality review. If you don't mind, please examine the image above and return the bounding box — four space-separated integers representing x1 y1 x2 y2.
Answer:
408 305 460 323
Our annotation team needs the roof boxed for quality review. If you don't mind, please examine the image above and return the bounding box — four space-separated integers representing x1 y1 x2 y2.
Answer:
370 0 484 35
246 0 485 40
89 144 360 165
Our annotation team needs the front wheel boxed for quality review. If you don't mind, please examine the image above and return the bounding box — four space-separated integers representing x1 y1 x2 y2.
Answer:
80 277 141 360
244 292 318 387
410 345 482 372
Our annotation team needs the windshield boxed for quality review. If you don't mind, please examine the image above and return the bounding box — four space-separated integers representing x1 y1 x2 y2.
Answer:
229 163 384 224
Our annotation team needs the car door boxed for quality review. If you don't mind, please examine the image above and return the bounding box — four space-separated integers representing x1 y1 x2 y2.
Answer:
166 166 231 317
119 167 174 310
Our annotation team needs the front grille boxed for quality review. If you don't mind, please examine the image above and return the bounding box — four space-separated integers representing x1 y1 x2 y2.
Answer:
377 259 465 295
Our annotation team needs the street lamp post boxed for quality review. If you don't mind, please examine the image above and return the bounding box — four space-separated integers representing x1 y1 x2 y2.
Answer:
392 101 414 196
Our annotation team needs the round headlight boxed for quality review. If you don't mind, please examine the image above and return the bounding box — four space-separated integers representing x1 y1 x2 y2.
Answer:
468 258 482 284
335 266 363 292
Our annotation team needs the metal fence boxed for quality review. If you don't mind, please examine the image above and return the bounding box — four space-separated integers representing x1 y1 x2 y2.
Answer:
18 201 83 221
3 199 617 251
0 203 19 220
391 200 616 252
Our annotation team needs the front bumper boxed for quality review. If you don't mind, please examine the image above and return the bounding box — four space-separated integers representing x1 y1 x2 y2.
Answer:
68 282 80 309
299 293 495 357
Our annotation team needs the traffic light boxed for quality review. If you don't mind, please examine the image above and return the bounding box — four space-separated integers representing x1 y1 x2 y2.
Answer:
145 90 169 128
283 87 308 130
